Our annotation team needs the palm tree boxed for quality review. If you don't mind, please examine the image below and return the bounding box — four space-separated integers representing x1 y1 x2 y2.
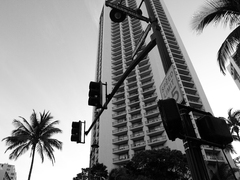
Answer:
2 110 62 180
224 143 236 154
225 108 240 141
90 163 108 180
192 0 240 74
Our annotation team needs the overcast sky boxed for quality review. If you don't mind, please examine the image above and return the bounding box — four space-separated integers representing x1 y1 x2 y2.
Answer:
0 0 240 180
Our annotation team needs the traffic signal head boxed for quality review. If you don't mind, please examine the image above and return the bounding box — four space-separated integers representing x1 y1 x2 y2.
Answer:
88 81 102 109
196 115 233 146
158 98 183 141
110 8 126 23
71 121 81 143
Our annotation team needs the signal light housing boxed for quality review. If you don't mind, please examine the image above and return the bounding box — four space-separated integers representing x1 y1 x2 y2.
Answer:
110 8 126 23
158 98 183 141
88 81 102 109
196 116 233 146
71 121 82 143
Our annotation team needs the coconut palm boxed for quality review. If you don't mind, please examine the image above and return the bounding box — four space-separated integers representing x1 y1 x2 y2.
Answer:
225 108 240 141
224 143 236 154
192 0 240 74
2 110 62 180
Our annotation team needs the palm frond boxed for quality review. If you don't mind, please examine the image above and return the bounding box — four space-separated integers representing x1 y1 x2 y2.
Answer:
46 139 62 150
8 142 31 160
36 142 44 163
40 111 52 125
17 117 34 134
41 121 62 138
224 143 236 154
42 142 55 165
30 110 39 128
217 26 240 73
192 0 240 32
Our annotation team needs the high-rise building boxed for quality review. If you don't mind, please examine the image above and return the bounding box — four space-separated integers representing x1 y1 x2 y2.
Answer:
90 0 235 175
0 164 17 180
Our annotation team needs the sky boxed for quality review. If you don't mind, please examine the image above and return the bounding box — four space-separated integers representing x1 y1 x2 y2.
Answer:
0 0 239 180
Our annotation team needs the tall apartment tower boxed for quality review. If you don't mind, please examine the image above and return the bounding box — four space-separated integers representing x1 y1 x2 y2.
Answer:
90 0 235 173
0 163 17 180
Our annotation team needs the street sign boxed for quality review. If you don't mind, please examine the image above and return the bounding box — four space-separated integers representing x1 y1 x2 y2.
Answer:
132 24 151 58
160 65 183 103
105 1 149 22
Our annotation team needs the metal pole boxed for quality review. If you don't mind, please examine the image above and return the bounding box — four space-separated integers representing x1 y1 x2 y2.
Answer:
144 0 172 73
180 110 210 180
85 39 156 135
144 0 210 179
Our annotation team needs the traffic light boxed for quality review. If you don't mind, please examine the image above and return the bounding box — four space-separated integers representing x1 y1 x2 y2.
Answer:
157 98 183 141
71 121 82 143
196 115 233 146
88 81 102 109
110 8 126 23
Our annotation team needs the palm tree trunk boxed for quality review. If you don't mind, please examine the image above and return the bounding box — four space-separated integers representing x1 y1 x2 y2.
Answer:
28 145 36 180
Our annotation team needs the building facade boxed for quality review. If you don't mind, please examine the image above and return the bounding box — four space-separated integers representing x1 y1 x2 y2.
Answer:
90 0 235 176
0 164 17 180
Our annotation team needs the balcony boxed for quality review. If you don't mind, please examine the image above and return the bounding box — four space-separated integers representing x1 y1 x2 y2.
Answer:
142 92 158 102
130 131 144 140
127 85 138 93
112 127 128 135
112 119 127 127
144 109 159 119
112 68 123 76
145 117 161 126
126 80 137 86
131 141 146 150
138 63 151 73
188 99 203 110
141 85 156 95
112 104 126 112
128 107 141 115
143 101 157 111
140 73 153 83
147 136 167 146
130 122 143 131
146 126 165 136
141 79 154 89
112 136 129 144
112 73 122 82
112 97 125 105
112 111 127 119
128 99 140 107
114 90 125 99
112 63 123 71
129 114 142 123
182 80 195 89
113 145 129 154
113 155 130 165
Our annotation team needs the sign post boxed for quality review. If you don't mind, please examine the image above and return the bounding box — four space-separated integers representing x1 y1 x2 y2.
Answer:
160 65 183 103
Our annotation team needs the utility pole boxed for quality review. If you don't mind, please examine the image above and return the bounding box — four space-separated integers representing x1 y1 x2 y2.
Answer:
144 1 210 179
144 0 172 73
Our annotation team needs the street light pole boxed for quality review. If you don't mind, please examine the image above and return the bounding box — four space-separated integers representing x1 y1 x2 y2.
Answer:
144 1 210 179
144 0 172 74
180 109 210 180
